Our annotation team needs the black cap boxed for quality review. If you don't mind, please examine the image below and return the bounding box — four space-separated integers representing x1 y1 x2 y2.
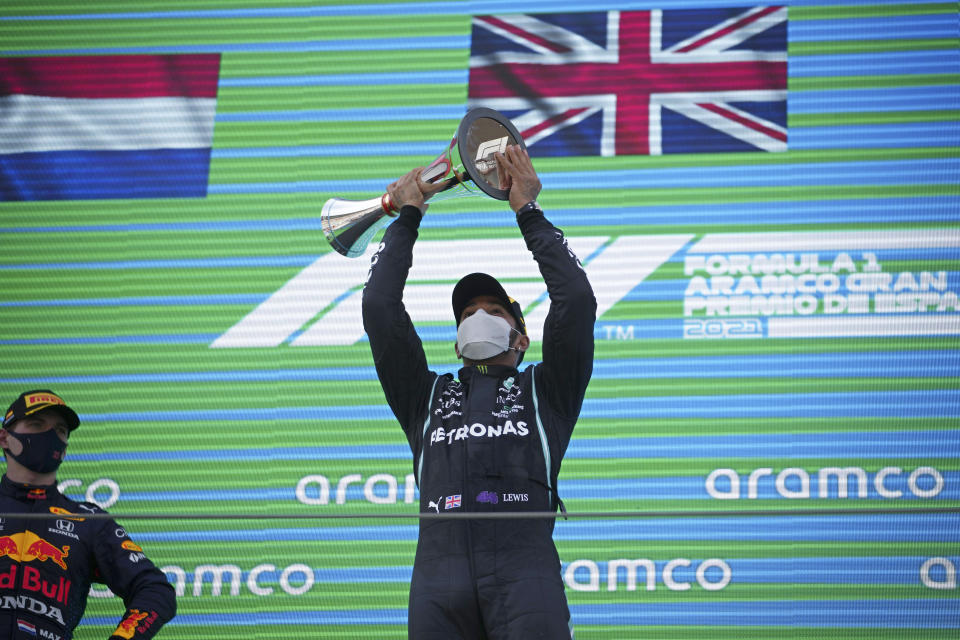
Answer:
452 273 527 335
4 390 80 431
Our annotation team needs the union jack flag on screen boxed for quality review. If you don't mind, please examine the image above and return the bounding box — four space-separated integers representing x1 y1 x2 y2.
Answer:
468 7 787 156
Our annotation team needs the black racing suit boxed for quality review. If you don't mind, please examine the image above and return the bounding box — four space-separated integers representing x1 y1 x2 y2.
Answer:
362 205 596 639
0 475 176 640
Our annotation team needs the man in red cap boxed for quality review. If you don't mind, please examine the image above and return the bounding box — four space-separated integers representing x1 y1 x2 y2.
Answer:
0 390 176 640
363 145 596 639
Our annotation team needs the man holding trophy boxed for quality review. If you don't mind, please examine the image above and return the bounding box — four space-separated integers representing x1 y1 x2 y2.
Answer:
360 109 596 639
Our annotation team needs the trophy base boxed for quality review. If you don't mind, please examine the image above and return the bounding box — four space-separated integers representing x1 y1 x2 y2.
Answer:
321 195 394 258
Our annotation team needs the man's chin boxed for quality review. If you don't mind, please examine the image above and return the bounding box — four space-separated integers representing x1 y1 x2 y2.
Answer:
463 351 514 367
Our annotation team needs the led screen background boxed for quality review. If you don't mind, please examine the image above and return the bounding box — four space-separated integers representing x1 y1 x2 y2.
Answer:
1 0 958 638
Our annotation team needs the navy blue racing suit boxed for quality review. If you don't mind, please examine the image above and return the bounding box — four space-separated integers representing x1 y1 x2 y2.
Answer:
0 475 176 639
362 205 596 639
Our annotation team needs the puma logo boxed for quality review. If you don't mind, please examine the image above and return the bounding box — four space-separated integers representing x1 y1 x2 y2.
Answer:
427 496 442 513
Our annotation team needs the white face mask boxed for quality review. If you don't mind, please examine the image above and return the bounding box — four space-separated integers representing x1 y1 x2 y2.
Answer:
456 309 518 361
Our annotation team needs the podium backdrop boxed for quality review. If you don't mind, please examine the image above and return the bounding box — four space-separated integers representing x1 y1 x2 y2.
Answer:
1 1 958 637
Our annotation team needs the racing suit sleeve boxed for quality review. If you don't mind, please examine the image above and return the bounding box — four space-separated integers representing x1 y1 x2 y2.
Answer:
362 205 438 451
90 513 176 639
519 208 597 433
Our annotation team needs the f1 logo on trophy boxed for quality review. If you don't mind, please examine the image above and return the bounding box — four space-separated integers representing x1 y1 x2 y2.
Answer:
321 107 526 257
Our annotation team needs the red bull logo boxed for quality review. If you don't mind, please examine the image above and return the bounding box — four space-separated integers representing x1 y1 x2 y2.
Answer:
0 536 17 556
0 565 72 605
26 539 70 570
0 531 70 569
113 609 150 639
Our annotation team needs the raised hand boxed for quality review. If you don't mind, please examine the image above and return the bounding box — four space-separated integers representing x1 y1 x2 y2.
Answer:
494 145 542 213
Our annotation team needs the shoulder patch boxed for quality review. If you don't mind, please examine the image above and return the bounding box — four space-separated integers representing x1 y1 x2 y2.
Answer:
48 506 86 522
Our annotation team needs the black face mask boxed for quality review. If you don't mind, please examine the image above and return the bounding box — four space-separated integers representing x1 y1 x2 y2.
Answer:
5 429 67 474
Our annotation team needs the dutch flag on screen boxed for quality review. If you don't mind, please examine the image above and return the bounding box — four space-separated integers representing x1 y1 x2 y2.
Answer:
0 54 220 201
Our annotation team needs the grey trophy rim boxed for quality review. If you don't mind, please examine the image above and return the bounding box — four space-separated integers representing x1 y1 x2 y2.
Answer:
457 107 528 201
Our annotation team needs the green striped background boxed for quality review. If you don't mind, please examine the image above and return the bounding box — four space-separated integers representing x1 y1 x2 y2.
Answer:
1 0 959 637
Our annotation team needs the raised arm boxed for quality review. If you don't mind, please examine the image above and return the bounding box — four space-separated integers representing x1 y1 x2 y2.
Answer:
361 169 439 447
496 146 597 422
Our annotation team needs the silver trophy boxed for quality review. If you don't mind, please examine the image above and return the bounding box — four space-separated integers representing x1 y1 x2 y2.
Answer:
321 107 526 257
